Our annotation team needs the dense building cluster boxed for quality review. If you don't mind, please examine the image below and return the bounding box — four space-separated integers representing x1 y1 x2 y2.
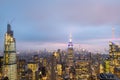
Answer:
0 24 120 80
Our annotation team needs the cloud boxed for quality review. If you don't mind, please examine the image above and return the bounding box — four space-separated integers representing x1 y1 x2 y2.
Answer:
17 41 67 51
0 0 120 52
23 0 120 26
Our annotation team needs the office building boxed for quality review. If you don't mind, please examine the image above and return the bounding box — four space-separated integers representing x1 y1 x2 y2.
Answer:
3 24 17 80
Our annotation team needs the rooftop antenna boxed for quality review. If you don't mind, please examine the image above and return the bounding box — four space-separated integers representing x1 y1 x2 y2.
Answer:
8 18 15 25
10 18 15 24
69 33 72 42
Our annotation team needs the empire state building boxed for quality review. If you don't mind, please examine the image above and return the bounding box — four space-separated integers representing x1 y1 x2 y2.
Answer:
67 33 74 67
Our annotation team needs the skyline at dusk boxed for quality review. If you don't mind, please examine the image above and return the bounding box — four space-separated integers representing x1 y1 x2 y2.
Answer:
0 0 120 52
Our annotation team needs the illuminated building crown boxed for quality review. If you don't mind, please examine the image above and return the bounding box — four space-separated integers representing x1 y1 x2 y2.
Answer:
68 33 73 48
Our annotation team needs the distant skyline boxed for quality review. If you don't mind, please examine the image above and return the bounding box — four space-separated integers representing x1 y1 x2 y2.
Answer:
0 0 120 52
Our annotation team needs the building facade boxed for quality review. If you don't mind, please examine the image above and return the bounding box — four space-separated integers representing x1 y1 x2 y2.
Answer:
3 24 17 80
109 41 120 78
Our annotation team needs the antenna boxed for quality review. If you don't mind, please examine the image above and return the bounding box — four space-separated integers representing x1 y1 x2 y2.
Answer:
10 18 15 24
8 18 15 25
69 33 72 42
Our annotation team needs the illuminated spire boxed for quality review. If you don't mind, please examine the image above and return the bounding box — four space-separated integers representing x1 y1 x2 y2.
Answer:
68 33 73 48
69 33 72 42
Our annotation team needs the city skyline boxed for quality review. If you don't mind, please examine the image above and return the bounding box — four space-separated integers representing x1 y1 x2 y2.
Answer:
0 0 120 52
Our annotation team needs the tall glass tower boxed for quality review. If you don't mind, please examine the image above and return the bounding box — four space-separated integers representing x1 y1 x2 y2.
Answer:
3 24 17 80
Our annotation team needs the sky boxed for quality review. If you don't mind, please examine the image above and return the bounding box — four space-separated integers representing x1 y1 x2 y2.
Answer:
0 0 120 53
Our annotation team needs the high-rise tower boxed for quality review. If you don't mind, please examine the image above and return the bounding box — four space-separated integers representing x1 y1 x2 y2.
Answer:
3 24 17 80
67 33 74 67
65 33 75 79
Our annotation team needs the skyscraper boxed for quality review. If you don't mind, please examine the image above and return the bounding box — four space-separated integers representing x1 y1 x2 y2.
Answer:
67 33 74 67
65 33 75 79
109 41 120 77
3 24 17 80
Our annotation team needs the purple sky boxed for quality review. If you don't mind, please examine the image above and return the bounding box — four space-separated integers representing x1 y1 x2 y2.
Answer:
0 0 120 52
